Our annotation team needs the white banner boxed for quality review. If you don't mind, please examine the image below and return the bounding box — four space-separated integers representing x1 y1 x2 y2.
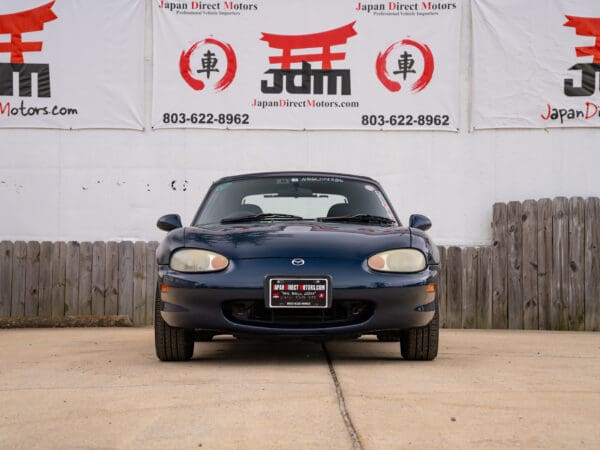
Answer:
472 0 600 129
0 0 145 130
152 0 461 130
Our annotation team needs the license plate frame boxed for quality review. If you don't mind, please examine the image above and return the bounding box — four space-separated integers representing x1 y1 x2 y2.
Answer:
265 276 332 309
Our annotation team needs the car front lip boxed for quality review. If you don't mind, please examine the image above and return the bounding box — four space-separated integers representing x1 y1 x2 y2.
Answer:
159 257 438 336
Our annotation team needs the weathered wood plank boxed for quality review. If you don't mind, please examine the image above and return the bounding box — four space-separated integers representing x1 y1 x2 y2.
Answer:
446 246 463 328
492 203 508 328
568 197 585 331
462 247 478 329
25 242 40 317
476 246 493 329
145 242 159 326
0 241 13 316
585 198 600 331
118 241 134 318
105 242 119 315
65 242 80 316
522 200 539 330
92 242 106 316
551 197 569 330
537 198 553 330
437 246 447 328
38 242 54 317
10 242 27 317
77 242 93 315
507 201 523 329
132 241 147 326
51 242 66 317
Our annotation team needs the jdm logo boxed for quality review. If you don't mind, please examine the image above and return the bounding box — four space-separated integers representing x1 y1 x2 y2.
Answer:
0 1 57 98
376 39 434 93
260 22 357 95
563 16 600 96
179 38 237 92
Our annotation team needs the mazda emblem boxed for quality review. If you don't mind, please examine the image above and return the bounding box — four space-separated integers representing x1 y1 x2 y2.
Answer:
291 258 305 266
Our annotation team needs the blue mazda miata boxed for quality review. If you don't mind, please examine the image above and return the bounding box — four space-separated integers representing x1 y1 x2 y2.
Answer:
155 172 440 361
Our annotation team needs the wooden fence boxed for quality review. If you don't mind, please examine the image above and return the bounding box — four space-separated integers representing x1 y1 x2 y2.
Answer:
437 197 600 331
0 241 159 326
0 196 599 330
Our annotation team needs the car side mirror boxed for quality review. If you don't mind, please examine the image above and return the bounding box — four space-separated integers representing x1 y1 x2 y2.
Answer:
409 214 432 231
157 214 182 232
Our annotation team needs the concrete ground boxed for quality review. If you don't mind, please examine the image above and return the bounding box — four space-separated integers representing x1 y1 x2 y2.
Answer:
0 329 598 450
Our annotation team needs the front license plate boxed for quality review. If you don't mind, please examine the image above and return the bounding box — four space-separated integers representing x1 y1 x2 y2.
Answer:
267 277 330 308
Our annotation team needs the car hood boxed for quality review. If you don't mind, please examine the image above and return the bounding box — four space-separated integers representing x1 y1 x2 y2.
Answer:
182 222 411 260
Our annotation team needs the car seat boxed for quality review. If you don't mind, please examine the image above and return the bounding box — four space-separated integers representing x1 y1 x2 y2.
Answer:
327 203 352 217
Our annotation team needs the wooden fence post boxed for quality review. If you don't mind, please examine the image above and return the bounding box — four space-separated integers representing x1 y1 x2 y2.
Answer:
133 242 147 326
568 197 585 331
65 242 80 316
78 242 93 316
0 241 13 316
145 242 159 326
446 246 463 328
11 241 27 317
437 246 447 327
24 242 41 317
507 201 523 329
477 246 492 329
51 242 66 317
537 199 553 330
522 200 539 330
462 247 478 328
105 242 119 315
92 242 107 316
585 198 600 331
492 203 508 328
118 241 134 319
38 242 54 317
552 197 569 330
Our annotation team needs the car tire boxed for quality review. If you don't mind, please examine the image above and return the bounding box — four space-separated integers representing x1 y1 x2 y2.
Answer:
376 331 401 342
400 301 439 361
154 283 194 361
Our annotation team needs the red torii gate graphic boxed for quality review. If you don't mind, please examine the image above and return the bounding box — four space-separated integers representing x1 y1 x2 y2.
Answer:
564 16 600 63
0 1 57 98
260 22 357 71
0 1 57 64
563 16 600 96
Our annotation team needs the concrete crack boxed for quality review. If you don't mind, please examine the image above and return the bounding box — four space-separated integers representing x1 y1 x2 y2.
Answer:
322 342 363 450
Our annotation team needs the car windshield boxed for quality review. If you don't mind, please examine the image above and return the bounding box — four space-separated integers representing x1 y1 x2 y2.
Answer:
193 175 398 226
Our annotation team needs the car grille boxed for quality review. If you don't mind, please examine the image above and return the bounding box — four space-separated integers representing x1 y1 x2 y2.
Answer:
223 300 374 328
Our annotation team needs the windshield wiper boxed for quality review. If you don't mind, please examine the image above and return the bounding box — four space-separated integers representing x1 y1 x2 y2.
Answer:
317 214 396 225
221 213 303 224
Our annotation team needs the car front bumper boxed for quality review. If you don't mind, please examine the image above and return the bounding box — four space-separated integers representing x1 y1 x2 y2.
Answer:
159 257 439 337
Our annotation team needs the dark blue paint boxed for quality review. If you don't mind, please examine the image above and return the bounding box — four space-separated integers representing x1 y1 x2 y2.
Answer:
156 171 439 336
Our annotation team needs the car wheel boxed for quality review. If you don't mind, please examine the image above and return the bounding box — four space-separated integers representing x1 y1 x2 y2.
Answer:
154 283 194 361
400 301 439 361
376 331 401 342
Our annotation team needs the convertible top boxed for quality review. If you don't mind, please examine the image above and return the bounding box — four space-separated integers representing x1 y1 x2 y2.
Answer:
213 171 379 186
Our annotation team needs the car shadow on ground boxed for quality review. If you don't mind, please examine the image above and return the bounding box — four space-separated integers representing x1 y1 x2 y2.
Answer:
192 336 326 364
188 336 407 363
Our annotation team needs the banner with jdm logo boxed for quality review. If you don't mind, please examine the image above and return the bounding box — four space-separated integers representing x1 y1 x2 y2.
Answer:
472 0 600 129
0 0 145 130
152 0 461 130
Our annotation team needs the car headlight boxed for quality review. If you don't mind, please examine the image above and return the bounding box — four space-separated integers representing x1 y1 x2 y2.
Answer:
170 249 229 273
367 249 426 273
